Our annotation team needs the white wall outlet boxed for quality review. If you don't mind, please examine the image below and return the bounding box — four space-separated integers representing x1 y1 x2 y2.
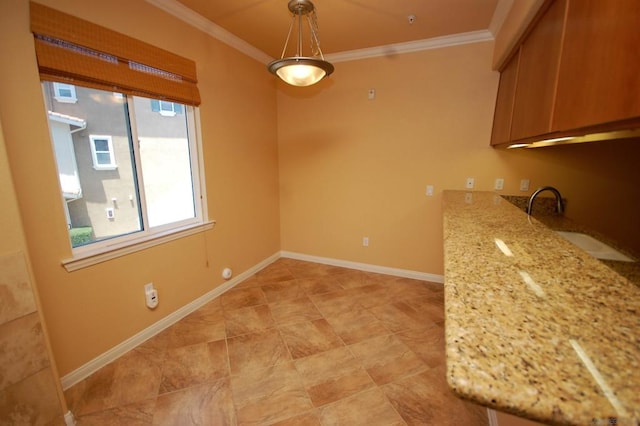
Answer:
426 185 434 196
494 178 504 191
144 283 158 309
368 89 375 100
362 237 369 247
520 179 530 191
465 177 475 189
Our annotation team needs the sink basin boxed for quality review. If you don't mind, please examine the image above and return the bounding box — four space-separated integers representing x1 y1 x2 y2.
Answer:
555 231 635 262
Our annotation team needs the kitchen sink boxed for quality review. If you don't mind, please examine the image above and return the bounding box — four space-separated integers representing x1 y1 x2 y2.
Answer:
555 231 635 262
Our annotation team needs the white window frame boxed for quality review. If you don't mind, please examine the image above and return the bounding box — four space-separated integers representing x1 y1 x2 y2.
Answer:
62 103 211 272
89 135 117 170
53 82 78 103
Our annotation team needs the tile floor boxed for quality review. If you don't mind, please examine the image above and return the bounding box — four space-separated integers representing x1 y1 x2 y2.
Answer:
64 258 489 425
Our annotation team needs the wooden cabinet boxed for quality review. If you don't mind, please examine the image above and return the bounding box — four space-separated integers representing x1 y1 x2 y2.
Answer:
491 0 640 147
490 50 519 146
552 0 640 131
510 0 565 140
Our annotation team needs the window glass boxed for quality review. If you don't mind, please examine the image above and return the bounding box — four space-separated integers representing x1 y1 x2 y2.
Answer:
43 81 202 249
132 96 196 228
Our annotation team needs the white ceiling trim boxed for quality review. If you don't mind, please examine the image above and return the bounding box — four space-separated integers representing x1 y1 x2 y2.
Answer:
324 30 495 63
147 0 494 66
146 0 273 64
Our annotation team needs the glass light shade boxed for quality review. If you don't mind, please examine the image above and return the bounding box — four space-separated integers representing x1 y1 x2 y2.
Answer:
268 57 334 87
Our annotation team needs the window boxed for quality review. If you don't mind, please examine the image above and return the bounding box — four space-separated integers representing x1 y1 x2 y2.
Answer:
53 82 77 103
31 2 207 266
89 135 116 170
151 100 184 117
43 83 205 253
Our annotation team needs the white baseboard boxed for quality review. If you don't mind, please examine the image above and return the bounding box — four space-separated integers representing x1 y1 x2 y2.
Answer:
64 410 76 425
60 252 280 390
488 408 499 426
280 251 444 283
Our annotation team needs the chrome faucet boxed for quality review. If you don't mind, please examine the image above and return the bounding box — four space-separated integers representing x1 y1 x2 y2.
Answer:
527 186 564 215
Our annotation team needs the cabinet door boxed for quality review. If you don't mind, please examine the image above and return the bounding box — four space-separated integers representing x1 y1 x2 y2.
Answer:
510 0 566 141
490 50 519 146
553 0 640 131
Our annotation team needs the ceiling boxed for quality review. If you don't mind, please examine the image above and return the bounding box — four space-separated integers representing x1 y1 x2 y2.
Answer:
173 0 501 59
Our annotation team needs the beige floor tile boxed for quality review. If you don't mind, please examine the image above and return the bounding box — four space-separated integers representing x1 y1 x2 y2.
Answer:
308 291 363 318
269 410 322 426
383 368 488 426
333 269 369 289
261 279 306 303
269 296 323 325
110 345 165 408
278 318 344 359
224 304 274 337
318 388 405 425
297 276 344 296
368 300 430 332
168 309 226 348
403 296 445 324
395 322 446 368
324 308 391 345
220 287 267 311
227 329 291 375
349 334 427 385
230 362 313 425
159 340 227 394
152 378 235 425
294 346 375 407
346 283 394 309
255 265 296 283
74 398 155 426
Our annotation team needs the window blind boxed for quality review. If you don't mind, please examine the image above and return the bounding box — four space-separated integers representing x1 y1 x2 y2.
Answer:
30 2 201 106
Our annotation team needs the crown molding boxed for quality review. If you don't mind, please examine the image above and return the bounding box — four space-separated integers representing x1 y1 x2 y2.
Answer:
324 30 494 63
145 0 272 64
147 0 494 65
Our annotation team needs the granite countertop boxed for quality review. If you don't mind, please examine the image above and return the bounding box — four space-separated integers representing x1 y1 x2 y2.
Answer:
501 195 640 287
442 190 640 426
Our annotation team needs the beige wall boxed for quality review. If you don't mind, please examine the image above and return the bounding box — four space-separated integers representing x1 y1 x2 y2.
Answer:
0 0 280 375
277 41 640 275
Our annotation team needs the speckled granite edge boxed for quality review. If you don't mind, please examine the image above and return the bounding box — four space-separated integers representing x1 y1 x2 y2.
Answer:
442 190 640 426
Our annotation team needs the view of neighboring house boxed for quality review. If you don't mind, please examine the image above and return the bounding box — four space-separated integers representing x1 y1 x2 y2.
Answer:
42 82 196 247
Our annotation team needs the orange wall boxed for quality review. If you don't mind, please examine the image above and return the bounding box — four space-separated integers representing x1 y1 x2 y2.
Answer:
0 0 280 375
277 41 640 275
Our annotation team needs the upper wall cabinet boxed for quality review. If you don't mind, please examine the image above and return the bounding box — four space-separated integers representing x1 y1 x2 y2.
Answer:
490 50 519 146
491 0 640 147
552 1 640 131
510 0 565 141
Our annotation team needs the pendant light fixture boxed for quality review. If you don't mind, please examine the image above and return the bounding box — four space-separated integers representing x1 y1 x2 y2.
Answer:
267 0 334 87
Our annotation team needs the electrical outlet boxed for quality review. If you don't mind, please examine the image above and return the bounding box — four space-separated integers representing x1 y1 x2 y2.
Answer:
494 178 504 191
520 179 530 191
426 185 434 196
465 177 475 189
144 283 154 293
362 237 369 247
